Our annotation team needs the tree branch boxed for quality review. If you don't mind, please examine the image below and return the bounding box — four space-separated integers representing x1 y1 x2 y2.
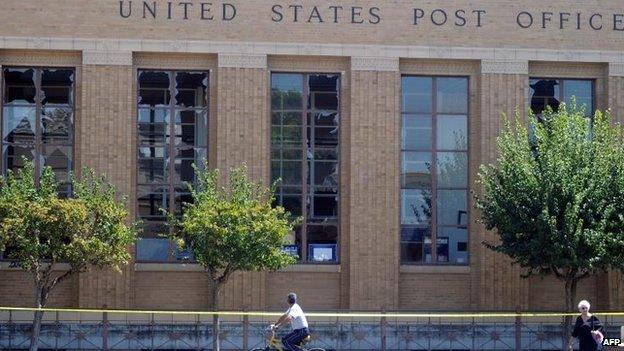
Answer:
49 268 75 291
551 266 564 279
217 264 233 286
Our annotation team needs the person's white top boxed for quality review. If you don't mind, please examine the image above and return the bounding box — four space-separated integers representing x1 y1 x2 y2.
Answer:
286 303 308 330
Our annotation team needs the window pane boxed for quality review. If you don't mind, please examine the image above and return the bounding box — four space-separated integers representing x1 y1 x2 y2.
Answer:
138 147 168 184
3 144 35 174
437 78 468 113
308 111 339 127
271 74 303 110
311 195 338 218
139 71 170 107
173 148 206 184
309 75 339 93
136 238 170 262
313 161 338 188
400 227 432 263
402 152 431 188
437 190 468 226
138 123 168 145
402 114 432 150
42 107 73 143
529 79 561 115
402 77 432 113
438 227 468 264
401 188 432 225
137 186 169 218
175 72 207 108
271 160 302 186
42 145 72 183
174 111 208 147
309 127 338 146
436 152 468 188
3 68 36 104
42 69 74 105
139 108 169 123
3 106 36 143
314 147 338 161
173 191 193 215
563 80 593 113
280 194 302 216
282 112 303 126
311 91 338 111
437 115 467 150
307 224 338 262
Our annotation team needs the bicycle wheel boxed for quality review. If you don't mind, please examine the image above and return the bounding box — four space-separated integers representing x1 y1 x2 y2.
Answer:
306 348 326 351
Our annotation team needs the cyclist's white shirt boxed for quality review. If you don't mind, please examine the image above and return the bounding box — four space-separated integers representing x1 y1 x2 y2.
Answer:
286 303 308 330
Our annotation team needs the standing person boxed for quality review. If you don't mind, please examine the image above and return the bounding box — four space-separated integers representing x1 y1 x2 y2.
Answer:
569 300 604 351
271 292 310 351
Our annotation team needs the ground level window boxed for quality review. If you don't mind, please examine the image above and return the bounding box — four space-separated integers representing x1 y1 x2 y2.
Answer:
270 73 340 263
136 70 208 263
400 76 469 265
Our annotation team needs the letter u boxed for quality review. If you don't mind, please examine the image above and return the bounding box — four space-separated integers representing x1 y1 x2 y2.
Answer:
119 1 133 18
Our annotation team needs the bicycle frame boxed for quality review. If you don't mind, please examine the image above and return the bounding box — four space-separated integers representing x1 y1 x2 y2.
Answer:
266 329 285 351
262 329 305 351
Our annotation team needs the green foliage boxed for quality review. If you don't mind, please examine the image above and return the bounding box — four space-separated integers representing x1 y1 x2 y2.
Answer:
171 162 298 284
475 103 624 279
0 161 137 278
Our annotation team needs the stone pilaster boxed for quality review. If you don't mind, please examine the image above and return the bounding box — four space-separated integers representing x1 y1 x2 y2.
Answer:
77 50 134 308
215 53 269 310
348 56 400 310
475 59 530 310
605 62 624 310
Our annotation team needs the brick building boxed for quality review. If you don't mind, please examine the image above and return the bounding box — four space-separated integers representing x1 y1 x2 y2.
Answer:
0 0 623 313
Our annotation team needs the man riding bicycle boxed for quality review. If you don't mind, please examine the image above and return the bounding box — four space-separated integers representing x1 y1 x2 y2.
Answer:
271 292 309 351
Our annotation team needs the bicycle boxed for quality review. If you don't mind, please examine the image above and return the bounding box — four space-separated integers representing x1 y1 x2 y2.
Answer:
250 326 326 351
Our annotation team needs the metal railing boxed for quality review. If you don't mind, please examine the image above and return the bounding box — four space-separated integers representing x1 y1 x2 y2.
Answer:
1 307 623 350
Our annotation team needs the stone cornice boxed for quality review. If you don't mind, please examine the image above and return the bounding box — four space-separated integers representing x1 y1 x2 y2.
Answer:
481 60 528 75
82 50 132 66
351 56 399 72
218 53 267 68
2 36 624 64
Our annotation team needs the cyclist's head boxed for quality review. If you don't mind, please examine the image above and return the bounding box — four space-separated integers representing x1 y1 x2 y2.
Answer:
287 292 297 305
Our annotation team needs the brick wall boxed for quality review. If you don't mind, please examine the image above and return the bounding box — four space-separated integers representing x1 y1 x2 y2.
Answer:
0 270 78 308
399 273 471 310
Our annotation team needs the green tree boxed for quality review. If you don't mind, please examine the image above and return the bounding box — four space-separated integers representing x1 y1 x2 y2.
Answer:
475 104 624 348
0 162 137 351
170 163 298 351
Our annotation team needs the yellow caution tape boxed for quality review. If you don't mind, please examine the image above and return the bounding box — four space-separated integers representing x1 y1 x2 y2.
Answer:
1 306 624 318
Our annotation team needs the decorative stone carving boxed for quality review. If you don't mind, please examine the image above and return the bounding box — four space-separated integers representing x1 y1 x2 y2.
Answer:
351 56 399 72
401 59 479 75
0 50 81 66
218 54 267 69
269 56 349 72
608 63 624 77
481 60 528 75
82 51 133 66
133 53 216 69
531 61 605 78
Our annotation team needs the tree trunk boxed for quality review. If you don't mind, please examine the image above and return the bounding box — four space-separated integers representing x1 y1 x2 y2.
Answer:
29 287 46 351
564 277 578 351
212 283 221 351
